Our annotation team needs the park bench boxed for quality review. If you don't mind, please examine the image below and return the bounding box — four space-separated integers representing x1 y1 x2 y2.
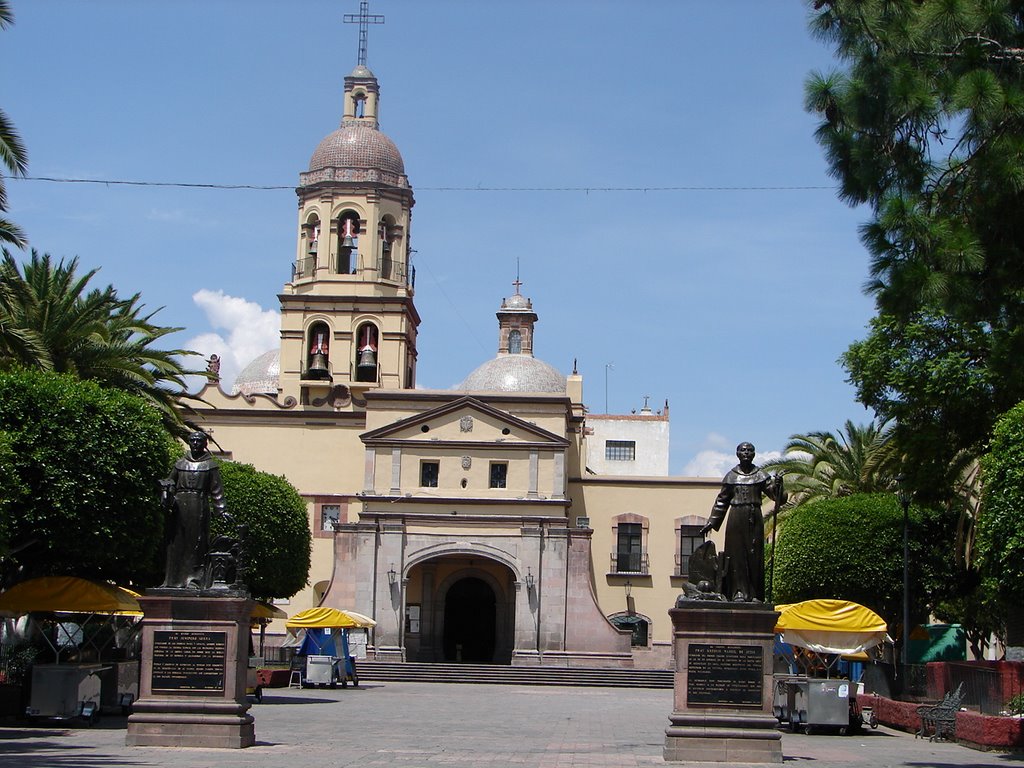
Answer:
916 682 965 742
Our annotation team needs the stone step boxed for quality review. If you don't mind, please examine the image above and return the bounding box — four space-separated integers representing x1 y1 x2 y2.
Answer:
356 661 674 689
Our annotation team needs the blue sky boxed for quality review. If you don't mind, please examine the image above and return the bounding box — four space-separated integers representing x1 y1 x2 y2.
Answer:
1 1 877 476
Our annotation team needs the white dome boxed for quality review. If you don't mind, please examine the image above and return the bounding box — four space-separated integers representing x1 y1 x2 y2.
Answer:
232 350 280 395
456 355 566 393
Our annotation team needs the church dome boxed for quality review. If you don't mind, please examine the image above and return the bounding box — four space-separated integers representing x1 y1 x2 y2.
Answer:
307 123 406 177
232 349 280 395
457 355 566 394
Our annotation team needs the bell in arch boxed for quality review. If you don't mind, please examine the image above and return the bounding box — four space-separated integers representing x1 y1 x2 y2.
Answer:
307 331 330 380
357 344 377 371
308 351 329 377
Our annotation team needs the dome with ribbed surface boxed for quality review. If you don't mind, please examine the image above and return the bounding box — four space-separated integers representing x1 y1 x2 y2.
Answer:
457 355 566 394
308 123 405 176
232 349 280 395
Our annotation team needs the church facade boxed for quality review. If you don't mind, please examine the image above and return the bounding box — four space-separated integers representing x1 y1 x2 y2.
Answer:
192 53 725 669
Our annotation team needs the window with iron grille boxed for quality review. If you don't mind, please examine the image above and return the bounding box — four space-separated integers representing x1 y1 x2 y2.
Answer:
420 461 439 488
321 504 341 532
616 522 643 572
489 462 508 489
605 440 636 461
678 524 704 576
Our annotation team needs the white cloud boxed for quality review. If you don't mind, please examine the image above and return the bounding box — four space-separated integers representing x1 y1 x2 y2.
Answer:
681 434 786 478
682 450 735 479
185 290 280 392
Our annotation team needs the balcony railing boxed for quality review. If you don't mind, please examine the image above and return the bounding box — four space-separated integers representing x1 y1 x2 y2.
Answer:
293 255 317 279
610 552 648 574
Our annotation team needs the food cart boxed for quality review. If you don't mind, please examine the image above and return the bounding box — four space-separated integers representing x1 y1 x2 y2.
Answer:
773 599 890 735
285 607 376 689
0 577 143 724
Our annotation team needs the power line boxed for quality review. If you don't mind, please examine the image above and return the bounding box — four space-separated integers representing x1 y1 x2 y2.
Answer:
1 174 834 193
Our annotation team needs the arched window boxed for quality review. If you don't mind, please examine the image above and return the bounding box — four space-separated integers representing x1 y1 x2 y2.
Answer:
609 612 650 648
305 321 331 380
379 220 393 280
508 329 522 354
337 212 360 274
354 322 379 383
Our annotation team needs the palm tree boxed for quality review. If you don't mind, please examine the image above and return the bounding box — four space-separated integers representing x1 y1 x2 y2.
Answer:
0 250 204 434
0 2 28 248
763 419 899 511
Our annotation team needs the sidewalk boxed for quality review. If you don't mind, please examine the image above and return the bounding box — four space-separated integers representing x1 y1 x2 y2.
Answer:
0 681 1018 768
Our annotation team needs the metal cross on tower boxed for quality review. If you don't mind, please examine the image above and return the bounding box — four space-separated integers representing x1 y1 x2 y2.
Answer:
344 0 385 67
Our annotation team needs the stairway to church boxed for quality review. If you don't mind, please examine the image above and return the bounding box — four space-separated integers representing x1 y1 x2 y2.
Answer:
356 661 673 689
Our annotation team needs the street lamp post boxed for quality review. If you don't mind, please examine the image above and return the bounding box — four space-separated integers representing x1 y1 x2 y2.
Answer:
896 477 912 667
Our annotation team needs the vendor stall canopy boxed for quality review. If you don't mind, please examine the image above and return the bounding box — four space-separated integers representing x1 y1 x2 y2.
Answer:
286 607 376 630
774 599 890 656
0 576 141 615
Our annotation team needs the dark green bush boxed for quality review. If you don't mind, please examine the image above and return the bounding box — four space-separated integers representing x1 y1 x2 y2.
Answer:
215 461 311 600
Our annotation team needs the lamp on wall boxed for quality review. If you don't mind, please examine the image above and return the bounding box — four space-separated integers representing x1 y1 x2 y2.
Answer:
525 567 535 590
624 579 632 599
387 564 398 586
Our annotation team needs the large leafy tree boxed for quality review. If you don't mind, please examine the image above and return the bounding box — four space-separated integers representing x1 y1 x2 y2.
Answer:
0 250 204 435
806 0 1024 500
214 462 311 600
978 401 1024 609
763 419 898 509
0 1 28 248
773 493 954 647
0 369 177 587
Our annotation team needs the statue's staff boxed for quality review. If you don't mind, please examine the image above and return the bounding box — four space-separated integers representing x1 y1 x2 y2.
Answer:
767 473 784 603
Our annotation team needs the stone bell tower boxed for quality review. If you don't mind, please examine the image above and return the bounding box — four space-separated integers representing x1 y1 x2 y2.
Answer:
277 3 418 406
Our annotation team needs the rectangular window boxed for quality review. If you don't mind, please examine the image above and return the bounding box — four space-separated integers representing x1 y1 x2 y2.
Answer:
605 440 636 461
489 462 508 489
420 461 439 488
678 524 704 576
321 504 341 532
616 522 643 572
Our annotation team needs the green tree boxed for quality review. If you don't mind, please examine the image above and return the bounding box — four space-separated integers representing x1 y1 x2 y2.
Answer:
0 250 204 435
0 1 28 248
214 462 311 600
0 368 177 586
773 493 946 642
978 401 1024 609
763 419 898 510
806 0 1024 500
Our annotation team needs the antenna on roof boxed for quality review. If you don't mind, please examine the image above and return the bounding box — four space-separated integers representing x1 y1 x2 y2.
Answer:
344 0 385 67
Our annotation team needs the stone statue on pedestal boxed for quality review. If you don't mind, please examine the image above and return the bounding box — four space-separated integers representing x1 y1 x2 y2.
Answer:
159 431 231 590
698 442 786 603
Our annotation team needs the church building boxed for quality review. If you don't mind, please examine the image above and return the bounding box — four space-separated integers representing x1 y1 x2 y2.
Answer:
193 13 724 669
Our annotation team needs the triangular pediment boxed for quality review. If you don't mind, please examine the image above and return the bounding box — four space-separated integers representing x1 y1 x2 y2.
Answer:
361 396 568 447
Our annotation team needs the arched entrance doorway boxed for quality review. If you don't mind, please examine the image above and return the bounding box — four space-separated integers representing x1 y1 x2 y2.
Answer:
404 557 515 664
442 577 496 662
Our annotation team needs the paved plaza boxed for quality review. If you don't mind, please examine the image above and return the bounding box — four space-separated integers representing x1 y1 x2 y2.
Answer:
0 681 1020 768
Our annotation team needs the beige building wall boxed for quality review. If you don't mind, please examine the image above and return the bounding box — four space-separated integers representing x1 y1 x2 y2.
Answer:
568 476 723 667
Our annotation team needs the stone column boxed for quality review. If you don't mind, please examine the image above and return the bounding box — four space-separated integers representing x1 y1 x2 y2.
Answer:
664 603 781 763
126 593 255 749
374 521 405 660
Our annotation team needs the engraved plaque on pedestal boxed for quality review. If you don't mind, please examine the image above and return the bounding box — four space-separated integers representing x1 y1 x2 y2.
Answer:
151 630 227 693
686 643 763 708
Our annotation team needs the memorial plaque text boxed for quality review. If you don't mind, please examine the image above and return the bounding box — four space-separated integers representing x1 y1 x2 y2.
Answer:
151 630 227 693
686 643 763 707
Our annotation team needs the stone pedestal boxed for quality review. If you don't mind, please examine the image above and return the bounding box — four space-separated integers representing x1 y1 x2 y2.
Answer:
126 592 255 749
664 602 781 763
